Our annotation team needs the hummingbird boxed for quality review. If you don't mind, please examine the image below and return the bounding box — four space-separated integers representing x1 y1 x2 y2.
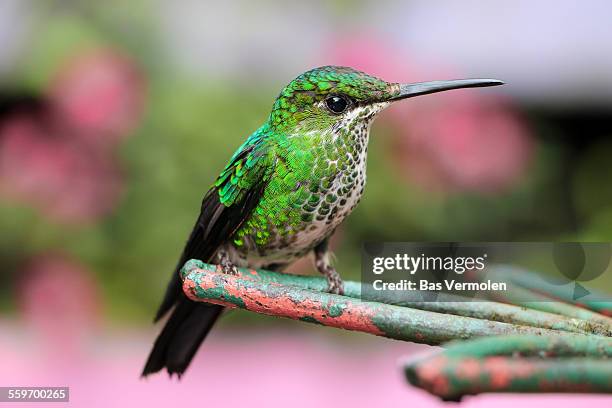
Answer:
142 66 503 377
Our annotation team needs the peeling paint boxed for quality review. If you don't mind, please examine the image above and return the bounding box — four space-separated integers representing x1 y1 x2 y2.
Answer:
179 263 612 400
415 357 450 396
455 358 481 381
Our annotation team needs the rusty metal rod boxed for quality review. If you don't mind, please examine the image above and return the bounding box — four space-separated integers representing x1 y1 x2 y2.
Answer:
404 335 612 400
484 280 612 329
181 260 611 337
492 265 612 316
180 261 599 345
403 300 611 337
427 334 612 358
406 357 612 401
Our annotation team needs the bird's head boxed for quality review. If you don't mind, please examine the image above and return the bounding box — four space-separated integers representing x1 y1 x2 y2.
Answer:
269 65 503 136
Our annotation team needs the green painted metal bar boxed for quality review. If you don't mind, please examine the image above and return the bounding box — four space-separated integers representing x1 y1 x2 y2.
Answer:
181 260 612 337
406 357 612 401
471 266 612 328
427 334 612 358
180 261 600 345
404 335 612 400
484 280 612 329
403 300 611 336
492 265 612 316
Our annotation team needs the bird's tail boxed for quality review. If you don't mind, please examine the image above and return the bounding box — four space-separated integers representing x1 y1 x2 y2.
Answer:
142 297 224 377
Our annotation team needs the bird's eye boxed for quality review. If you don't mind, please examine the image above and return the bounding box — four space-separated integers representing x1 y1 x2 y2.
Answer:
325 95 349 114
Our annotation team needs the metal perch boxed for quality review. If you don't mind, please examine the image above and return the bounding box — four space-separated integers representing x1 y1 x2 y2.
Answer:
180 259 612 399
405 335 612 400
180 260 596 344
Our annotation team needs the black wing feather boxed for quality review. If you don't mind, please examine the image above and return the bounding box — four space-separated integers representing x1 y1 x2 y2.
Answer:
142 181 266 377
152 188 228 322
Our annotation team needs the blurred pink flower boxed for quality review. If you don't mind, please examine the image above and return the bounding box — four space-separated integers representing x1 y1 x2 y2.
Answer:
17 254 101 356
316 32 410 80
0 47 147 224
49 49 146 147
324 34 534 193
393 94 533 193
0 113 124 223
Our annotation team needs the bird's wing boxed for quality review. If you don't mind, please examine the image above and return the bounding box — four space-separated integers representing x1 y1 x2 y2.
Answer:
154 131 274 321
143 133 275 376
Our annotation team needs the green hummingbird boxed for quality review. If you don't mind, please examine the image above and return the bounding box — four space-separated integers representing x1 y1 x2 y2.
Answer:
143 66 503 377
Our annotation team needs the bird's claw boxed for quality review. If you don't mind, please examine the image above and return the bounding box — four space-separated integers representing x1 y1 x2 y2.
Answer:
221 259 238 275
218 250 239 275
326 273 344 295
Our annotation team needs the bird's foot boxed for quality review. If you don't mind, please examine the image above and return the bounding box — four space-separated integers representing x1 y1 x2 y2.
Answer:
316 260 344 295
326 270 344 295
217 250 239 275
221 261 238 275
314 239 344 295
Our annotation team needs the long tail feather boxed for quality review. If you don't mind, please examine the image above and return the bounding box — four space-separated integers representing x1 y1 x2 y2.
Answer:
142 298 223 377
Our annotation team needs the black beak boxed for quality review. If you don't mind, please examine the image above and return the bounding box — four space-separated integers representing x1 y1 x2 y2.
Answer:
390 78 504 100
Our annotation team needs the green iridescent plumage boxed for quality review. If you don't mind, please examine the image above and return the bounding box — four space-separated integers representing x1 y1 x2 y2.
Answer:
213 66 399 252
270 66 397 131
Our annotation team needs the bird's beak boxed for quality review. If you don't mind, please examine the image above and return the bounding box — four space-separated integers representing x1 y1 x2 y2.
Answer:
389 78 504 101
